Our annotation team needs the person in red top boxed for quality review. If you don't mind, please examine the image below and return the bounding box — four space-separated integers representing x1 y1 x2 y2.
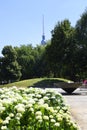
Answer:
82 80 87 89
83 80 87 84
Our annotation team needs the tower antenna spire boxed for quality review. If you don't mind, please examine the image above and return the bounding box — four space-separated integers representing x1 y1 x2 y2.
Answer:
41 14 46 45
42 14 44 35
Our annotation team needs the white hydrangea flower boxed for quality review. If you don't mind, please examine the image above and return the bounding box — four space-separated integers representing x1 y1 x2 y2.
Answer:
33 98 38 102
43 115 49 120
29 108 34 112
0 88 3 93
9 113 14 117
36 115 42 120
2 98 13 106
6 116 11 121
26 103 32 108
28 99 35 104
1 125 7 130
22 99 27 104
28 94 35 98
56 114 62 121
15 116 21 120
35 111 42 116
43 103 48 108
50 119 56 123
15 94 23 100
54 122 60 127
16 113 22 117
15 104 25 113
38 99 44 105
38 119 43 123
47 107 54 113
56 106 60 110
17 107 25 113
43 96 49 100
49 115 53 119
36 94 42 98
0 106 5 113
3 119 9 124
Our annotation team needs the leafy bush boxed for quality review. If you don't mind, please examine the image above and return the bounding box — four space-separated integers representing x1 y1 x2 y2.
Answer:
0 87 78 130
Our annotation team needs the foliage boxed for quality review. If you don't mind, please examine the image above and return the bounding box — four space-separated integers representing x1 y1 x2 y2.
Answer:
1 8 87 82
15 44 36 79
15 44 48 79
46 20 77 80
0 46 21 83
0 86 79 130
75 9 87 80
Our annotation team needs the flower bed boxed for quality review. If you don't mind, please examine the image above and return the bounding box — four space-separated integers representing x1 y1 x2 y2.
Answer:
0 86 79 130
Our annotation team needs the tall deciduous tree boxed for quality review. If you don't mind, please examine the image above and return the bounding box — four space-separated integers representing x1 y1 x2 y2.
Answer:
1 46 21 82
15 44 35 79
46 19 77 80
75 9 87 79
15 44 48 79
33 45 48 77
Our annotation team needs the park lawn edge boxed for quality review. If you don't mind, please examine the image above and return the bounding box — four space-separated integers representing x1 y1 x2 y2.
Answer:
0 78 73 88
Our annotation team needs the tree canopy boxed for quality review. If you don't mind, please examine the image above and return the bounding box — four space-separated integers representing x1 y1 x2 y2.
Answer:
46 20 77 79
0 46 21 83
0 9 87 83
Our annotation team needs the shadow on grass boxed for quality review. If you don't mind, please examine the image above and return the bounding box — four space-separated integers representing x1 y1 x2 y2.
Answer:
28 78 63 88
28 78 81 95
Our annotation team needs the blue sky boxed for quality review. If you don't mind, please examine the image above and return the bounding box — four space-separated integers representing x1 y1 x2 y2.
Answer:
0 0 87 55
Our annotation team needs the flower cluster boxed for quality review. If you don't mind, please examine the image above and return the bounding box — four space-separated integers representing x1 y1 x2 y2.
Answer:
0 86 79 130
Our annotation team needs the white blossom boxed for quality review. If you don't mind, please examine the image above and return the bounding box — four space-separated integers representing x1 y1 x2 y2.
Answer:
50 119 56 123
36 115 42 120
54 122 60 127
35 111 42 116
1 125 7 130
43 115 49 120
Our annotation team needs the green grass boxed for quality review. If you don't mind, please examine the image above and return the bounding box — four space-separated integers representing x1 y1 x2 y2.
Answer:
0 78 72 88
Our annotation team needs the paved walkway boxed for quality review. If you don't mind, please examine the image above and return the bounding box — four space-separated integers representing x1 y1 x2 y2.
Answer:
63 89 87 130
48 88 87 130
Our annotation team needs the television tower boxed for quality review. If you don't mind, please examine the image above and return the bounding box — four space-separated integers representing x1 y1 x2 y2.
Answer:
41 15 46 45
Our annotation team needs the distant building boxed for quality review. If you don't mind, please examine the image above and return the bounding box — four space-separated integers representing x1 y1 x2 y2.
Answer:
41 34 46 45
41 15 46 45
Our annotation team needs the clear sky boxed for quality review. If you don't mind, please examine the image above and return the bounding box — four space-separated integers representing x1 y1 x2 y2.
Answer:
0 0 87 55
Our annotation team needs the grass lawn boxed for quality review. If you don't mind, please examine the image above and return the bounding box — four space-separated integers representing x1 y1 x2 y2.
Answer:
0 78 72 88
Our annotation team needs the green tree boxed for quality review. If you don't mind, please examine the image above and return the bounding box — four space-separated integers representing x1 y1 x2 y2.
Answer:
15 44 35 79
15 44 48 79
75 9 87 47
33 45 48 77
75 9 87 79
46 19 77 80
0 57 3 83
1 46 21 83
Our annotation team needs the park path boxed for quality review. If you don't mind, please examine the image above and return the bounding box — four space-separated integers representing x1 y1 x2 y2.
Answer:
63 89 87 130
46 88 87 129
